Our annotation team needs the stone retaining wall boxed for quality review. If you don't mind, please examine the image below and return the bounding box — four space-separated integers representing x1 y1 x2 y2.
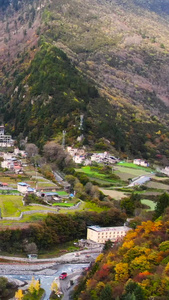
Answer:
2 201 81 220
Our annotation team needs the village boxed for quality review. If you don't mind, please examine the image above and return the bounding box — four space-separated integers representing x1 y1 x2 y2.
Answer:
0 128 169 300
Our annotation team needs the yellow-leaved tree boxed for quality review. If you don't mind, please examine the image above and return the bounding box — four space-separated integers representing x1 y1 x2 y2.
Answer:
28 276 41 295
34 280 40 294
15 289 23 300
115 262 129 282
51 281 59 294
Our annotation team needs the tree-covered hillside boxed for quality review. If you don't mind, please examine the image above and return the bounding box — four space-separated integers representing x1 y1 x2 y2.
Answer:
73 217 169 299
4 40 169 158
1 0 169 158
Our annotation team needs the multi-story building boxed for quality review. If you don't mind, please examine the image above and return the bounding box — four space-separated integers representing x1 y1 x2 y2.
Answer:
87 225 130 244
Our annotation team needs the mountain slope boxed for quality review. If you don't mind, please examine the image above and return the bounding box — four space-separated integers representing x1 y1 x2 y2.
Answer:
73 219 169 300
1 0 169 158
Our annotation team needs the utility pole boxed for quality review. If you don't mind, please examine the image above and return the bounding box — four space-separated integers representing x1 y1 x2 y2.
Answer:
62 130 66 149
79 114 84 131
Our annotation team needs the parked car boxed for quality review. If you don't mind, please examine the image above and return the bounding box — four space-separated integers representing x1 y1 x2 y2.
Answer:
59 272 68 280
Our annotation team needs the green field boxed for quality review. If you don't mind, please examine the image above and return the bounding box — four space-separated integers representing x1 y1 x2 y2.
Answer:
76 166 106 178
76 166 124 186
53 202 74 207
0 195 23 217
0 189 20 194
0 195 58 217
57 191 69 196
115 166 151 180
84 201 108 212
141 199 156 211
100 188 129 200
117 162 153 172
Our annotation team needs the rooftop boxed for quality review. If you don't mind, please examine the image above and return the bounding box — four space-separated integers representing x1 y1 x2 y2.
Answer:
18 182 28 186
88 225 130 232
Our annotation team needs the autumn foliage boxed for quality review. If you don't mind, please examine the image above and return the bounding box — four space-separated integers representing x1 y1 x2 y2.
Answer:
73 219 169 299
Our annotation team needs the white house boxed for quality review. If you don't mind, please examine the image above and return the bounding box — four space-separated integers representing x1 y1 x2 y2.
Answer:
14 148 27 157
1 160 12 169
87 225 130 244
73 155 85 164
133 159 149 167
17 182 33 194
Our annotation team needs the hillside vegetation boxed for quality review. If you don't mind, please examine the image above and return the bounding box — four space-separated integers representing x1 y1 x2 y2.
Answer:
1 0 169 158
73 217 169 299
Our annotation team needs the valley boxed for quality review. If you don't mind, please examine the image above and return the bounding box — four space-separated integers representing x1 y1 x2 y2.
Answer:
1 0 169 299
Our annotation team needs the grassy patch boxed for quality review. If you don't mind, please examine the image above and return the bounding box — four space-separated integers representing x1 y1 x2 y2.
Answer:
117 162 153 172
100 188 129 200
18 213 47 223
76 166 124 186
0 195 23 217
37 182 57 188
141 199 156 211
21 205 58 211
52 202 74 207
115 166 151 180
76 166 106 178
146 181 169 190
0 189 20 194
0 196 59 217
57 190 69 196
84 201 108 212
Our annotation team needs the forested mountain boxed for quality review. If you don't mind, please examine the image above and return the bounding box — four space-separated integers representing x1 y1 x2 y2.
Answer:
1 0 169 158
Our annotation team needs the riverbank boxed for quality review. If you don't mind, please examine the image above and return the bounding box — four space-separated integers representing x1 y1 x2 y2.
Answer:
0 246 102 275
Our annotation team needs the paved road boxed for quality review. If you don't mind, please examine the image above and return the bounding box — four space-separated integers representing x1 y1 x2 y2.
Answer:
128 175 151 187
60 270 83 300
6 264 89 300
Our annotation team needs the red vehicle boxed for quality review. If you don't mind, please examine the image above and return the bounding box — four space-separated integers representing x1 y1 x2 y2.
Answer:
59 272 68 280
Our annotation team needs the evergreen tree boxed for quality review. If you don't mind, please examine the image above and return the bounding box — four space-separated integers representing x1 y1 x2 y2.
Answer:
100 284 112 300
154 192 169 219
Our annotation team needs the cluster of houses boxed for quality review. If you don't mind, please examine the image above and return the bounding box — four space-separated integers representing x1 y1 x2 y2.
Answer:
67 147 119 165
91 152 119 164
1 149 26 174
133 159 149 167
159 166 169 176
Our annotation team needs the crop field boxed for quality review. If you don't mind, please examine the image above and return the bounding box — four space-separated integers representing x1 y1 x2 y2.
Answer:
146 181 169 190
0 195 58 217
100 188 128 200
115 166 150 180
117 162 153 172
0 213 47 228
76 166 124 186
36 182 57 188
53 203 74 207
141 199 156 211
57 191 69 196
0 189 20 194
76 166 106 178
0 195 23 217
